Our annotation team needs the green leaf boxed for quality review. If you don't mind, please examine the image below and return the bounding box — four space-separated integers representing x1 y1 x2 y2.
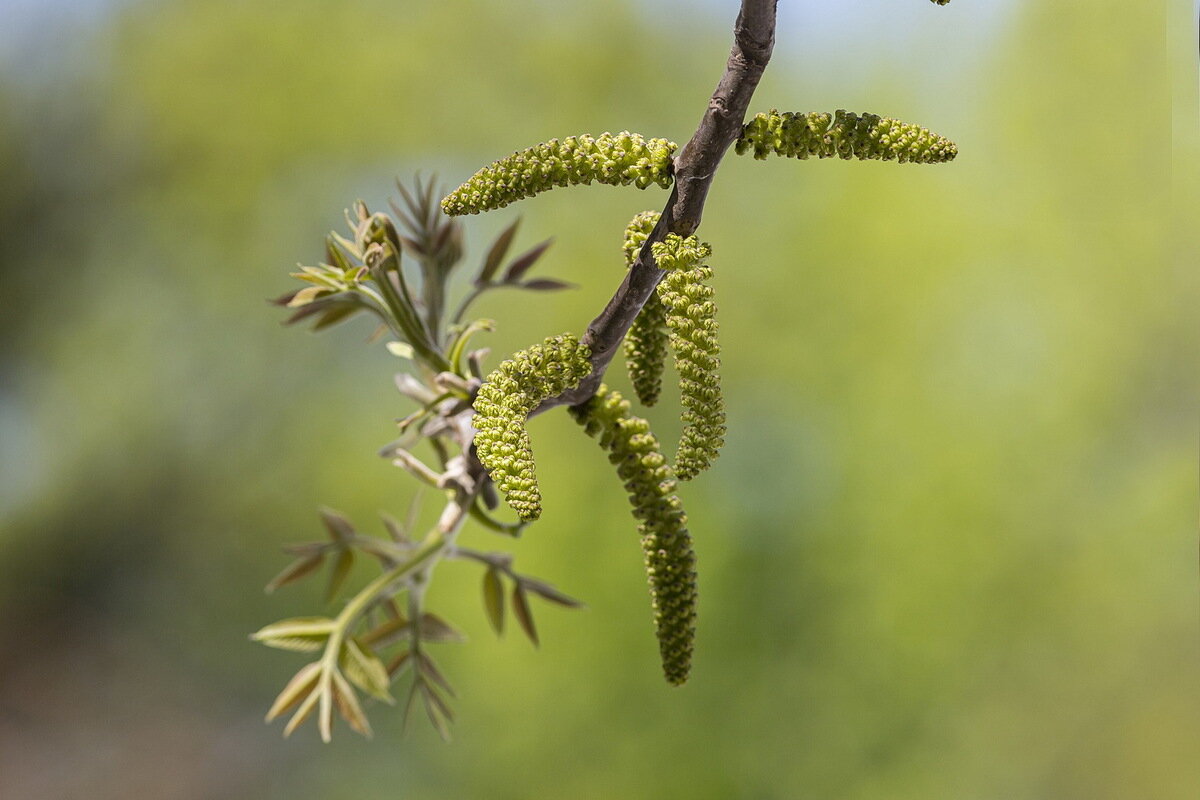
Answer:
386 341 415 359
381 512 411 544
341 639 393 702
311 304 364 331
416 651 456 697
511 585 538 647
519 278 574 292
418 612 467 644
283 679 324 738
266 661 321 723
325 547 354 603
420 683 453 742
331 669 372 738
520 577 585 608
359 616 411 648
286 286 329 307
502 238 553 283
476 217 520 286
386 649 414 678
482 568 505 635
319 508 355 544
265 552 325 593
251 617 337 650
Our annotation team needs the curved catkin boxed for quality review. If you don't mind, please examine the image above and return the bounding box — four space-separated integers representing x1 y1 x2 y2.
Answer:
441 133 677 216
570 385 697 685
735 109 957 164
472 334 592 522
652 234 726 481
622 211 669 406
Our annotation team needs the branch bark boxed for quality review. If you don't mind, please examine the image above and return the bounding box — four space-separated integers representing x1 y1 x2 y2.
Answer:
536 0 778 413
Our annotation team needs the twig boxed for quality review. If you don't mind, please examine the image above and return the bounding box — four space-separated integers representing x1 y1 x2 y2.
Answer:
535 0 778 413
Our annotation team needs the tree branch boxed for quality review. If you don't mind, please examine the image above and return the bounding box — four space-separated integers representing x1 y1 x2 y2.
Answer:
537 0 778 413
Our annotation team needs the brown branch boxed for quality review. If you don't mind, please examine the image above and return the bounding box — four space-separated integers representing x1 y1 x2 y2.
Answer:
537 0 778 413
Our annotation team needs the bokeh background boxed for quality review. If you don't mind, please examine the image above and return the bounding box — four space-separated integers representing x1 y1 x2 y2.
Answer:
1 1 1196 797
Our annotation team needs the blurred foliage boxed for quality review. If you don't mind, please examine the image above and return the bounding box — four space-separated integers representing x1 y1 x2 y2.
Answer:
0 0 1195 798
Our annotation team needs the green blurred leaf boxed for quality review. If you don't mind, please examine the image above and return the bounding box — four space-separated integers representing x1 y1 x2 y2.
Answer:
251 617 336 650
325 547 354 603
264 552 325 593
477 217 521 286
482 568 505 635
511 585 538 647
418 612 466 643
342 639 393 702
265 661 321 723
520 577 584 608
331 669 372 738
319 508 355 544
502 238 553 283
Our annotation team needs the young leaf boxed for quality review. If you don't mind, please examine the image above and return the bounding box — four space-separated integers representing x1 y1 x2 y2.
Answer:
502 239 553 283
477 218 521 286
511 585 539 647
360 616 412 649
319 508 355 544
387 649 414 679
252 617 337 651
420 684 454 742
326 547 355 603
416 651 456 698
418 612 467 644
482 568 505 635
381 512 411 544
520 577 585 608
266 661 321 722
331 669 372 738
386 341 415 359
265 552 325 593
519 278 574 292
283 681 324 738
342 639 394 702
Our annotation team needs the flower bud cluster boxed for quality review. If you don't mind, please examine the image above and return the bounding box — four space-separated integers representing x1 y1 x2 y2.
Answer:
736 109 958 164
570 385 697 685
441 132 677 216
652 234 726 481
473 334 593 522
622 211 669 407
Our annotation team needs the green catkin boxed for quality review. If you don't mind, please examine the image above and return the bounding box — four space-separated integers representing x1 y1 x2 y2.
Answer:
652 234 726 481
735 109 958 164
622 211 669 407
570 385 697 685
441 132 677 216
472 333 592 522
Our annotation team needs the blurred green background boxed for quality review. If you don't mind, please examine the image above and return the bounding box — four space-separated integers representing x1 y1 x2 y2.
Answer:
1 1 1196 797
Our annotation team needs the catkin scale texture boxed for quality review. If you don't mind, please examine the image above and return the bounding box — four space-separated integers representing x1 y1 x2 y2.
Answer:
442 132 677 216
472 334 592 522
652 234 726 481
736 110 957 164
570 385 697 685
622 211 669 407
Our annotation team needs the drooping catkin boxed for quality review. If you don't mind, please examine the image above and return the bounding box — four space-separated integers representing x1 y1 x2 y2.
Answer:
570 385 697 685
736 109 957 164
622 211 669 406
651 234 726 481
472 333 592 522
441 132 677 216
